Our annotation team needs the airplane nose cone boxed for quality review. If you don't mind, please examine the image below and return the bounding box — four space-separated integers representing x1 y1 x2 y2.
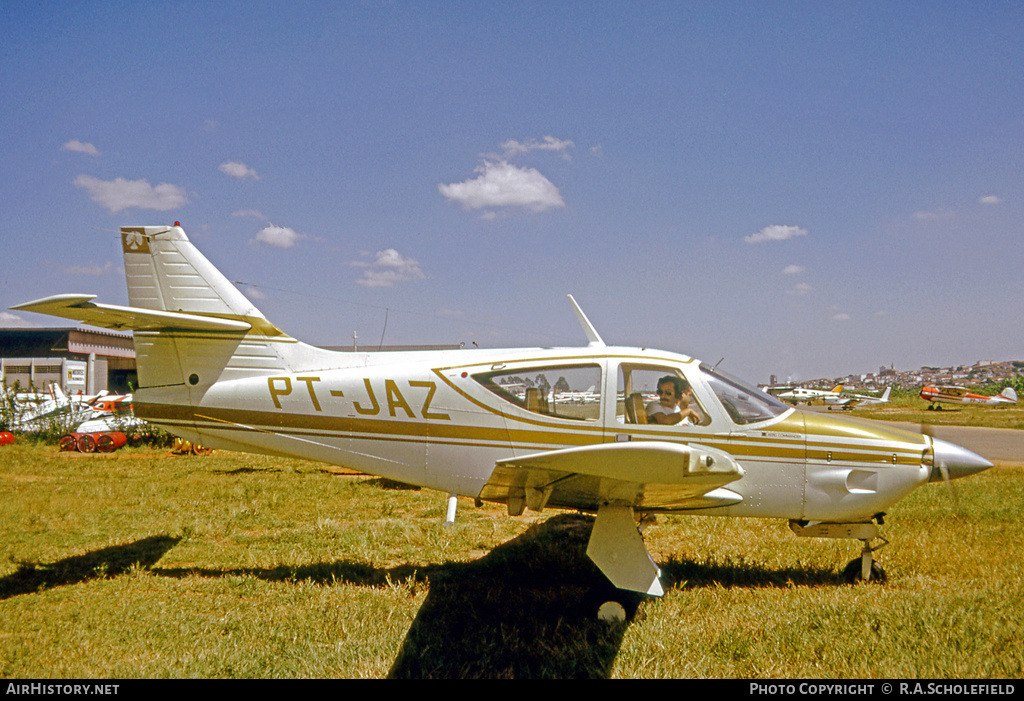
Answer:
929 437 994 482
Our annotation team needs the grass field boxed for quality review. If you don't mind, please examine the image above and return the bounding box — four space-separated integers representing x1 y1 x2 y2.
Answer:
2 435 1022 678
843 396 1024 431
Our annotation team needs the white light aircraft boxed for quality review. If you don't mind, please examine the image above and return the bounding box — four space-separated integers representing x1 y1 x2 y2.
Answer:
826 386 892 410
776 384 845 405
13 224 994 600
3 383 95 432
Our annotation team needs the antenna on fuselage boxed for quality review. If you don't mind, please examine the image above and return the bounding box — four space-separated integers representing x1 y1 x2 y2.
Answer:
567 295 605 347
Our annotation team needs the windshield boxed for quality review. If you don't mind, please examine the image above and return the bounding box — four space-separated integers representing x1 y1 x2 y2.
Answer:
701 364 790 425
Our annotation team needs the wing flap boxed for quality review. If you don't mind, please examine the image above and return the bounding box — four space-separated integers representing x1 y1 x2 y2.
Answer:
480 440 744 513
12 294 252 333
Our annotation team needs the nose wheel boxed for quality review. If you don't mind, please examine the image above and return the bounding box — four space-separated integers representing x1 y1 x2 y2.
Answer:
842 537 889 583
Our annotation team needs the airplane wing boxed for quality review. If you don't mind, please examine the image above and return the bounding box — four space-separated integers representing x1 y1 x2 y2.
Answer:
479 440 744 515
942 386 969 397
12 294 251 332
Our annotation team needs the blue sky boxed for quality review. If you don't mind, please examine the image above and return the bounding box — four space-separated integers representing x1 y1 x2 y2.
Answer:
2 1 1022 385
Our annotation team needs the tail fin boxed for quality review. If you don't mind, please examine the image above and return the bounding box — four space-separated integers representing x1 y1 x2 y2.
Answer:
1000 387 1017 403
121 225 267 323
880 387 891 401
14 225 339 393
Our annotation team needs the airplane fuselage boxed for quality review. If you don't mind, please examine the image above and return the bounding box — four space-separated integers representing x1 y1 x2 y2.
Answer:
135 344 937 524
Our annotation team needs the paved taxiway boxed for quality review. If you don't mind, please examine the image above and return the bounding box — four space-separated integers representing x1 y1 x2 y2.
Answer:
893 422 1024 463
801 406 1024 462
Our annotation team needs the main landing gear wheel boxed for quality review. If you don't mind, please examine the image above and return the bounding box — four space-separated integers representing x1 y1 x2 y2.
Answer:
587 585 644 623
597 601 628 623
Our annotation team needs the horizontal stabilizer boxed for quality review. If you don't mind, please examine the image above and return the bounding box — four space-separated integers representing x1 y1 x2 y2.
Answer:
12 294 252 333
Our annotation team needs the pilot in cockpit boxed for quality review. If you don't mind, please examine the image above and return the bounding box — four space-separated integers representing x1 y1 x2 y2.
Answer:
646 375 702 426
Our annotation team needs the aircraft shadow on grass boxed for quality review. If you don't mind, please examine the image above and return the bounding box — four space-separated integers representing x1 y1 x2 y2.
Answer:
0 535 180 600
0 516 839 678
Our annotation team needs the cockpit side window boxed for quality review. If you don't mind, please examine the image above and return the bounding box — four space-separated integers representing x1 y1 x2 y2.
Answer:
702 363 789 425
616 364 709 427
473 364 602 421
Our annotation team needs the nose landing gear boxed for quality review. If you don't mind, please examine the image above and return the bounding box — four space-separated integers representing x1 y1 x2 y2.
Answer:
789 517 889 583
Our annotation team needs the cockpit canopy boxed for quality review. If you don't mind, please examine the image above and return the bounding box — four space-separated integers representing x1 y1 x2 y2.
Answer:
699 363 790 425
470 354 790 430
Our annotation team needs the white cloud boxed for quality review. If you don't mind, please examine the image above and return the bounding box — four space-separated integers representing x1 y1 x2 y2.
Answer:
73 175 188 213
980 195 1002 205
787 282 812 295
782 264 805 275
439 160 565 213
745 225 808 244
63 261 114 275
832 312 851 321
232 209 266 219
912 209 954 221
352 249 425 288
0 311 40 328
219 161 259 180
253 225 303 248
501 136 575 159
62 140 101 156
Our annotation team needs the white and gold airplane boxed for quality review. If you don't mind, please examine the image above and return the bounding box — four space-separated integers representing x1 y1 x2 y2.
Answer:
13 224 994 597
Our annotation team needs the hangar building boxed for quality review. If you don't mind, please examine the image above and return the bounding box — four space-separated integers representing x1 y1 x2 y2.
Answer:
0 327 136 395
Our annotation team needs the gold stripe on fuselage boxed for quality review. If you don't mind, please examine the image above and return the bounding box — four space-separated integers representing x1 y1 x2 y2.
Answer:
136 348 928 473
134 402 601 452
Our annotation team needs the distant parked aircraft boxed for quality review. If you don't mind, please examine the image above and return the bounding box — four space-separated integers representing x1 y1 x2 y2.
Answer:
920 385 1017 410
776 385 844 405
826 387 892 410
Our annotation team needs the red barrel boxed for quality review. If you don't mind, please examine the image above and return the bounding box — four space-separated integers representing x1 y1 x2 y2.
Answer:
76 433 98 453
59 433 82 451
95 432 127 453
0 432 14 446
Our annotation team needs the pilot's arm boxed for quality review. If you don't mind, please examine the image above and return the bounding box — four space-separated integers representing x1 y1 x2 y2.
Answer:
679 406 702 425
646 402 684 425
649 411 682 425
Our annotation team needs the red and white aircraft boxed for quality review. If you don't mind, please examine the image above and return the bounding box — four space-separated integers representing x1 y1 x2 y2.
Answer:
920 385 1017 410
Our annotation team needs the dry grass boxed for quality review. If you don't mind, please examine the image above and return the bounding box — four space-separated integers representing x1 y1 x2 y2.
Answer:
850 398 1024 431
1 441 1022 678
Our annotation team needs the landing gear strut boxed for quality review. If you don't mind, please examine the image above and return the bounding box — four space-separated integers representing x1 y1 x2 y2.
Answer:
789 518 889 583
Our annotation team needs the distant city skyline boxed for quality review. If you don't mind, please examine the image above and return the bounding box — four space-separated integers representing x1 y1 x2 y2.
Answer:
771 358 1023 390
